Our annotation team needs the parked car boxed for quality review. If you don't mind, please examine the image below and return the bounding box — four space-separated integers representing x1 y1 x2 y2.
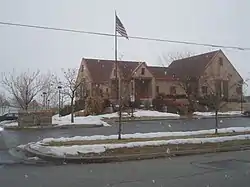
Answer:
0 113 18 122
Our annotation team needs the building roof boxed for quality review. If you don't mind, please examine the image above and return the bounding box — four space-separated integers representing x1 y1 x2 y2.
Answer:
148 66 173 80
84 58 114 83
167 50 220 78
118 61 141 79
84 58 142 82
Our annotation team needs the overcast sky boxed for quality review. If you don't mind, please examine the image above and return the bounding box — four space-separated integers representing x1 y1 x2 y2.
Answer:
0 0 250 91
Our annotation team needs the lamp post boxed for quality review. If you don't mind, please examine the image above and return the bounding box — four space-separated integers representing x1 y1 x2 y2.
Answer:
130 79 135 117
42 92 47 109
58 85 62 117
47 99 50 109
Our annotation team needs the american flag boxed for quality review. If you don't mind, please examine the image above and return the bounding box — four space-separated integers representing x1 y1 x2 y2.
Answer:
116 15 128 39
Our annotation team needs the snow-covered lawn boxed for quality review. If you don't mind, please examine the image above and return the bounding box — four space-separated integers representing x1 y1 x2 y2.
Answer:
41 127 250 143
52 114 111 127
126 110 180 118
0 120 18 127
193 111 242 117
0 110 179 128
29 134 250 156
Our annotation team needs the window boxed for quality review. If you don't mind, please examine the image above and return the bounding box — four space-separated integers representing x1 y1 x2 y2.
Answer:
99 89 103 96
170 86 176 95
106 88 109 92
227 73 232 79
215 80 222 96
156 86 159 94
223 80 229 98
81 65 84 72
236 86 242 95
219 57 223 66
201 86 208 95
141 68 145 75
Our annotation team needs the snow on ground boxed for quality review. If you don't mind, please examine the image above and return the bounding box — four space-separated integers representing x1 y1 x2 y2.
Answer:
0 110 179 128
41 127 250 143
52 114 111 127
130 110 180 118
0 120 18 127
193 111 242 117
30 134 250 156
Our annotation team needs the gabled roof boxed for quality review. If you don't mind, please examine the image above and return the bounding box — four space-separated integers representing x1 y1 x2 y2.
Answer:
118 61 141 79
83 58 114 83
83 58 142 82
167 50 220 78
148 66 174 80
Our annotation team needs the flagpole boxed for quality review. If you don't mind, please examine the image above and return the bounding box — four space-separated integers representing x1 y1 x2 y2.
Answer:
115 11 122 140
115 11 118 101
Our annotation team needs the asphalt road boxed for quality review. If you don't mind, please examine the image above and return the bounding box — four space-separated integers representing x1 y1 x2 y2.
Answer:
1 117 250 150
0 150 250 186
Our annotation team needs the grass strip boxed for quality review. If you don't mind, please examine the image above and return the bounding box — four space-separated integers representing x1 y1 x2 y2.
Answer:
46 131 250 146
76 139 250 157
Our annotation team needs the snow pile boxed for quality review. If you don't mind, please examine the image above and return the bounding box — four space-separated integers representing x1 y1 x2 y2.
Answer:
30 134 250 156
130 110 179 118
41 127 250 143
52 114 111 127
0 120 18 127
193 111 242 117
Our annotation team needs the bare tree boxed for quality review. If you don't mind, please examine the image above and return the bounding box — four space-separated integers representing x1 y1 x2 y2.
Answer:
161 51 194 66
38 73 58 109
163 52 197 112
1 70 51 111
61 68 85 123
199 71 244 134
0 92 9 115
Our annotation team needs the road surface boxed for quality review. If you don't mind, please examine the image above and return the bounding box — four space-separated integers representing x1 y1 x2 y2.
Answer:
1 117 250 149
0 149 250 186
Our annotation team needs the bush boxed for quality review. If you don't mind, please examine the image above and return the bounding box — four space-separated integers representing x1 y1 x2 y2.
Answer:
143 100 151 110
132 99 141 109
103 99 111 108
152 95 164 112
84 96 104 115
165 94 187 99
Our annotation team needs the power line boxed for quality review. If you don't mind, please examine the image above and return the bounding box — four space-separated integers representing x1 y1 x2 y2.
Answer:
0 21 249 51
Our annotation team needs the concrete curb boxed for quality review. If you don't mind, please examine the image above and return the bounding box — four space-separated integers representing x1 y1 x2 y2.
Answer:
3 124 103 131
24 144 250 164
104 115 244 123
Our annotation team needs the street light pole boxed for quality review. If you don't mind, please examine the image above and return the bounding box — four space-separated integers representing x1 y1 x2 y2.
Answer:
131 79 134 117
58 85 62 117
47 99 50 109
42 92 47 109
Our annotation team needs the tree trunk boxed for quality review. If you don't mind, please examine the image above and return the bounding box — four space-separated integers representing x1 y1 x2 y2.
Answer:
71 97 74 123
215 110 218 134
24 103 28 111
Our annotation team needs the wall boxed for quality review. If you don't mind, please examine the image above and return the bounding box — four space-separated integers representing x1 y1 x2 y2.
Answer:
155 80 186 95
18 110 52 127
76 60 93 99
132 63 153 78
201 51 243 100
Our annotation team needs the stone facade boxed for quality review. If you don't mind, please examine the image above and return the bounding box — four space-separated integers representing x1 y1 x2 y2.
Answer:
18 110 52 127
